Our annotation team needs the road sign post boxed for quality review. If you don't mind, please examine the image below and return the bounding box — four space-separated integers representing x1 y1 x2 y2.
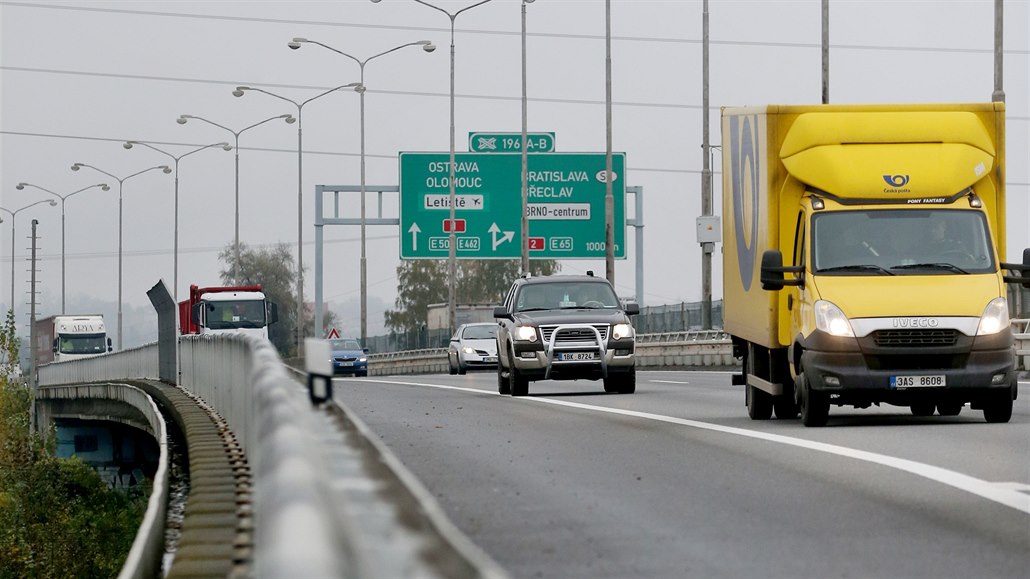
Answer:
399 152 625 260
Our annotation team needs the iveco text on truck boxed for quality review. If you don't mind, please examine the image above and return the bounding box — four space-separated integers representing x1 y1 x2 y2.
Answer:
722 103 1029 426
178 284 278 339
35 314 112 365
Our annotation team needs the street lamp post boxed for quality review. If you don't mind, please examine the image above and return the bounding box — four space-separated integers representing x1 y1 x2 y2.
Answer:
122 140 231 305
15 182 110 314
0 199 58 311
287 37 434 344
70 163 171 349
391 0 497 335
233 83 359 353
176 114 296 280
521 0 535 274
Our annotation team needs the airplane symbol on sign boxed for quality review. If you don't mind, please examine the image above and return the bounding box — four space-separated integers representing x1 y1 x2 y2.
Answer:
476 137 497 150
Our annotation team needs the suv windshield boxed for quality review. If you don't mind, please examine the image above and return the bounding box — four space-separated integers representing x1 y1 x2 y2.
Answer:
812 209 995 275
515 281 620 312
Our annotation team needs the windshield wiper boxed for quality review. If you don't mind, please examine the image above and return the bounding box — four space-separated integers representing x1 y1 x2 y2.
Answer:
817 264 895 276
518 307 552 313
891 262 969 274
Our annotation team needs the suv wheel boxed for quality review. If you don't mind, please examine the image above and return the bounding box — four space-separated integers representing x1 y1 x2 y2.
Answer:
603 369 636 394
509 346 529 396
497 363 510 395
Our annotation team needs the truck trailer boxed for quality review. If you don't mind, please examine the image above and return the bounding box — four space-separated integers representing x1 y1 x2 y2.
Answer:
721 102 1029 426
178 284 278 339
34 314 112 365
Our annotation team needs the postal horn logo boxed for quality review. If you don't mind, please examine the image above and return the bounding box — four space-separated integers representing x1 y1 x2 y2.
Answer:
883 174 910 188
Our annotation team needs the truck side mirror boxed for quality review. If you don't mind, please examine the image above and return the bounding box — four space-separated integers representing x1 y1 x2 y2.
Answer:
760 250 805 291
624 302 640 316
107 337 113 352
267 302 279 325
1001 247 1030 289
191 303 202 325
52 338 58 353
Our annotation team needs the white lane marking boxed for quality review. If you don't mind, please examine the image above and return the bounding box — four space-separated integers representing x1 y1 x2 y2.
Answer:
650 379 691 385
362 377 1030 515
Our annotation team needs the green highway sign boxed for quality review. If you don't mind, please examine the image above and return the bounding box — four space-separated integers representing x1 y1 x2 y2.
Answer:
469 132 555 153
399 152 626 260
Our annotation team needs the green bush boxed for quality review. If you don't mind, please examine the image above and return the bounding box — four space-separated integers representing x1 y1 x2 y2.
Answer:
1 310 147 578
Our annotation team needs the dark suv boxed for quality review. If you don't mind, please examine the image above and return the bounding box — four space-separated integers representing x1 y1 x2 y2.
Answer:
493 272 640 396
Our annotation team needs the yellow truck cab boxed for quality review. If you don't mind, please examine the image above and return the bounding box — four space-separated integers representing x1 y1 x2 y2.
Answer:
722 103 1029 426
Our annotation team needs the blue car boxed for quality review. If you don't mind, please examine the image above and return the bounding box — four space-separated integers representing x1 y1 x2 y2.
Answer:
330 338 368 376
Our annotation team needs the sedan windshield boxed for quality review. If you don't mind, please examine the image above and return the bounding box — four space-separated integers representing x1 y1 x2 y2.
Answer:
812 209 995 275
462 325 497 340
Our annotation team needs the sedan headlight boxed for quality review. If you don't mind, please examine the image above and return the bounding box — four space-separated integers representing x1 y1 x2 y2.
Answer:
462 346 476 354
514 326 538 342
612 323 634 340
814 300 854 337
976 297 1009 336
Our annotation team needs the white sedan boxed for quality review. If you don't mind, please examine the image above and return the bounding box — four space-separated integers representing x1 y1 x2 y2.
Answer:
447 323 499 375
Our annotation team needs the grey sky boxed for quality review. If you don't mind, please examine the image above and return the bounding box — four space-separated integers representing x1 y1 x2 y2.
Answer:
2 0 1027 342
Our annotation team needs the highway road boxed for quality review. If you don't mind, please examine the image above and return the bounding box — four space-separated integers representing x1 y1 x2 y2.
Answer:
334 370 1030 579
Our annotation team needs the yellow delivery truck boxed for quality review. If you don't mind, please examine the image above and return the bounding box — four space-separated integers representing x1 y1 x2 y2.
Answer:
722 103 1029 426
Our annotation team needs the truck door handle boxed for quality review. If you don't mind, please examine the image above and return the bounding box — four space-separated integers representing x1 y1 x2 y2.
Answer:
787 294 794 311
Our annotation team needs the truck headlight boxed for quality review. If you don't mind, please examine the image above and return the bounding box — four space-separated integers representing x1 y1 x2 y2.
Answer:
514 326 538 342
976 297 1009 336
814 300 854 337
612 323 634 340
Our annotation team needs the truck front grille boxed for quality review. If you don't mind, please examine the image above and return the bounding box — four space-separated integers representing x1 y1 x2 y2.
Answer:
541 324 609 343
873 329 959 347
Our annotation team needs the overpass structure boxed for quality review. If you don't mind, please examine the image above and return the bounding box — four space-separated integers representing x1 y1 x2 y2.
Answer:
31 298 1030 576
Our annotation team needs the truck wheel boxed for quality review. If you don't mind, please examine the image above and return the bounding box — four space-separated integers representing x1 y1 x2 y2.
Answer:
746 385 773 420
983 392 1013 423
773 395 799 419
936 402 962 416
744 346 772 419
509 347 529 397
799 373 829 427
910 403 936 417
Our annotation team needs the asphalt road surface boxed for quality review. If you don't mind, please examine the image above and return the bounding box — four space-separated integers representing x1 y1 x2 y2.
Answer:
335 370 1030 579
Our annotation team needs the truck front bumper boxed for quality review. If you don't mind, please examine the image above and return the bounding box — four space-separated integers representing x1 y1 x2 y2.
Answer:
802 346 1015 405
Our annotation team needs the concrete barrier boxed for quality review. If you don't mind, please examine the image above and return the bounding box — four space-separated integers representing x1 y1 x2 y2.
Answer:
367 332 735 375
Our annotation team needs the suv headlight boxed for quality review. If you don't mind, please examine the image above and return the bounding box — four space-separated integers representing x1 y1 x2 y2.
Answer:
976 297 1009 336
814 300 854 337
612 323 634 340
514 326 538 342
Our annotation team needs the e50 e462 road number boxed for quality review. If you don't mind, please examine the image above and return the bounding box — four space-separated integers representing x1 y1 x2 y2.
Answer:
891 375 946 388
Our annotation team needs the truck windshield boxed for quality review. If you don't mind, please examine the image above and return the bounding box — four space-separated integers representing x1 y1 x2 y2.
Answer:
59 334 107 355
206 299 266 329
812 209 995 275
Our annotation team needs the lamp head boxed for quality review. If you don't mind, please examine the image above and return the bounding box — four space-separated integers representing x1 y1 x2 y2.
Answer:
221 144 233 151
423 42 437 53
284 115 297 124
288 38 306 50
232 89 244 97
101 184 111 191
16 183 26 190
71 163 82 171
123 141 135 150
371 0 382 3
177 116 189 124
48 200 57 207
161 166 172 174
354 84 366 94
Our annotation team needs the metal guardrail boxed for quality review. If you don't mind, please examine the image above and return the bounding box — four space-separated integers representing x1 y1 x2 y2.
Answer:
1014 319 1030 371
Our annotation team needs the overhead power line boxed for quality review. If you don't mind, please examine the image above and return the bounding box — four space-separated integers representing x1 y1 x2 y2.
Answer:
3 1 1028 55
